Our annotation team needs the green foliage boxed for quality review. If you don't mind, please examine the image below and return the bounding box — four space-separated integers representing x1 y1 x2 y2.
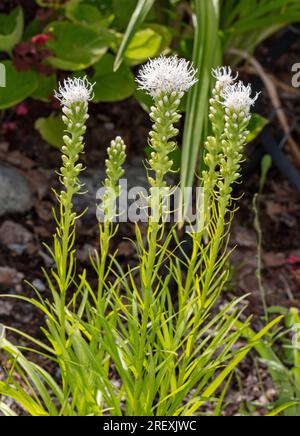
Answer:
0 6 24 53
0 68 280 416
46 21 114 71
91 54 136 102
65 1 104 25
181 0 222 215
125 24 172 66
113 0 137 31
246 113 268 143
0 61 38 109
32 73 57 102
181 0 300 200
221 0 300 54
35 113 65 148
125 28 162 65
114 0 156 71
236 307 300 416
259 154 272 194
0 0 169 122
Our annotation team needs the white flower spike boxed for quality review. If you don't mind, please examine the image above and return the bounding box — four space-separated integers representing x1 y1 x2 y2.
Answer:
137 55 197 98
55 76 95 107
212 66 238 89
222 81 260 114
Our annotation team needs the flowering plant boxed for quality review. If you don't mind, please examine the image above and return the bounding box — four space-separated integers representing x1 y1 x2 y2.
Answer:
0 56 280 416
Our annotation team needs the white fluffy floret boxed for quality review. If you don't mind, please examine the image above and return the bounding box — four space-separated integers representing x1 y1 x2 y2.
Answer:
222 81 260 113
55 76 95 107
212 66 238 88
136 55 197 98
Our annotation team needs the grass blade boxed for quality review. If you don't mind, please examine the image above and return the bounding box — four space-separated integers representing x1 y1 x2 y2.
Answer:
114 0 156 71
180 0 221 214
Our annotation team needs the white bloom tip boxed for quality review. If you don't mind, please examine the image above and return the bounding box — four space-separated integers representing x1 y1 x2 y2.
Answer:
55 76 95 107
212 66 238 87
222 81 260 113
137 55 197 98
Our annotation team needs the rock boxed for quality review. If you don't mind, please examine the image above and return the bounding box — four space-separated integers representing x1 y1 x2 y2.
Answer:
0 165 34 216
4 151 34 170
0 300 14 316
0 220 35 254
32 278 46 293
0 220 33 246
6 244 27 256
0 267 24 288
77 243 95 262
74 161 151 220
262 251 286 268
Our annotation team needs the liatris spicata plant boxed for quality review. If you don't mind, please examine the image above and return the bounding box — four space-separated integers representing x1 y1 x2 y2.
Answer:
53 76 94 341
0 60 280 417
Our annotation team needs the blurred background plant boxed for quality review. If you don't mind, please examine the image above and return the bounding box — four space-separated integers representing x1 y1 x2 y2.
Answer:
1 0 300 154
115 0 300 197
0 0 174 146
234 307 300 416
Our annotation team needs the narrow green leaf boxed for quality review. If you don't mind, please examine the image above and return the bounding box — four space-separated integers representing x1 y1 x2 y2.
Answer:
114 0 156 71
181 0 221 215
266 402 298 417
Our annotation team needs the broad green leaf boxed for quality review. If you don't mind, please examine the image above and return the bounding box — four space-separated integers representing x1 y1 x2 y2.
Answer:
146 23 173 53
32 73 57 102
65 1 106 28
0 61 38 109
0 7 24 53
247 113 268 143
113 0 137 30
35 113 65 149
114 0 156 71
125 28 162 64
134 89 153 112
23 18 42 40
92 53 136 102
259 154 272 194
46 21 115 71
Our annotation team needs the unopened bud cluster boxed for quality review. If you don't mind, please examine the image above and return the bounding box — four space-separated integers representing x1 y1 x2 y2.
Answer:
137 56 197 189
54 76 94 225
218 105 250 203
59 101 88 209
148 92 182 187
104 136 127 195
203 67 259 208
101 136 127 222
